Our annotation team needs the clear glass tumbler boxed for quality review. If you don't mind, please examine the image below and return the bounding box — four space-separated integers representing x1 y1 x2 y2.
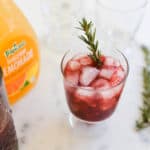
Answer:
95 0 148 49
61 48 129 129
40 0 74 54
0 67 18 150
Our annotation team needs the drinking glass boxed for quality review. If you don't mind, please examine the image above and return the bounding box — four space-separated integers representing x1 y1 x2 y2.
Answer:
61 48 129 131
40 0 74 54
0 67 18 149
95 0 148 50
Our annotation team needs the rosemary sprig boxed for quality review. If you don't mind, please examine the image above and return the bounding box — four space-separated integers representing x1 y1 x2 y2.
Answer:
77 18 103 67
136 46 150 130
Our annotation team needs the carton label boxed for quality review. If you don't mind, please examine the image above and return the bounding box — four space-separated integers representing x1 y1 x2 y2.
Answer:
0 36 40 104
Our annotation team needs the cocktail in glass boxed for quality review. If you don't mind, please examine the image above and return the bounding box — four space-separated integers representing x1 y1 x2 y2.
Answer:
61 48 129 126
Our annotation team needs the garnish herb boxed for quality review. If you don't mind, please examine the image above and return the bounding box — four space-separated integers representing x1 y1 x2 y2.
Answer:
136 46 150 130
77 18 103 67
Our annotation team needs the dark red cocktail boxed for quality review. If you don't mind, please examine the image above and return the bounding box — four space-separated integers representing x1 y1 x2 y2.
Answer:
61 49 129 123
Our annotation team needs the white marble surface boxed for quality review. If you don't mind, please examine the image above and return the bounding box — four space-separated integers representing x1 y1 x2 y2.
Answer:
11 0 150 149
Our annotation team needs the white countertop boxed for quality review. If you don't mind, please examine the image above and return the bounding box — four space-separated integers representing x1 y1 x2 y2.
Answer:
11 0 150 149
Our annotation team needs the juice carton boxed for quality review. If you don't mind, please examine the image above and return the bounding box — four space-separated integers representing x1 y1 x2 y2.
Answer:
0 0 40 104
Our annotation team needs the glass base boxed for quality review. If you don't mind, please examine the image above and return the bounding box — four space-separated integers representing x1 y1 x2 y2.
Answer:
68 114 109 138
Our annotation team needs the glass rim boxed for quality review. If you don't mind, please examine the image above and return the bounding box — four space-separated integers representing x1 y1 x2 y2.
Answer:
97 0 148 13
61 49 129 91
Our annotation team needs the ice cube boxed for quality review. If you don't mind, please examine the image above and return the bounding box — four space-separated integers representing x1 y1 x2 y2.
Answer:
104 57 114 66
98 88 117 111
75 87 95 102
104 56 121 67
68 60 81 71
111 67 125 86
91 78 110 89
113 59 121 67
116 67 125 78
113 83 123 95
79 56 93 66
100 89 116 100
66 71 80 85
99 68 115 80
80 67 99 86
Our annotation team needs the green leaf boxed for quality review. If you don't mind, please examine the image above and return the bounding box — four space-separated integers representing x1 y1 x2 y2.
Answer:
92 28 96 43
136 45 150 130
79 35 89 45
95 40 98 50
77 18 102 67
20 80 30 90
